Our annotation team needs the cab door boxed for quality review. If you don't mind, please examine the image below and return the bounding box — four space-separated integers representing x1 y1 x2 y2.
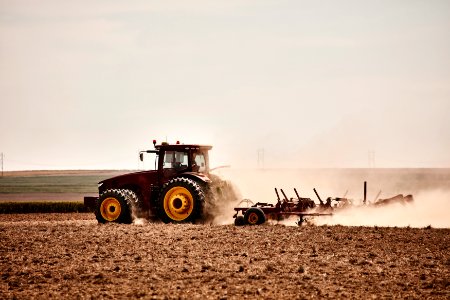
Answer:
191 150 208 174
159 150 189 183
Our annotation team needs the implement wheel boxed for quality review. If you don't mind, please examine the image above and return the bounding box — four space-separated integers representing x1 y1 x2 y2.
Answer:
158 177 205 223
95 189 132 224
234 215 246 226
244 207 266 225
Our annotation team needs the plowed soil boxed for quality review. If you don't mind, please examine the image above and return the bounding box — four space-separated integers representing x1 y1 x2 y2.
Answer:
1 213 449 299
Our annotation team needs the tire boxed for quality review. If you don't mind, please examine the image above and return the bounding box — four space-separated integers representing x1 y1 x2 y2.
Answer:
157 177 205 223
244 207 266 225
95 189 133 224
234 215 246 226
123 189 143 219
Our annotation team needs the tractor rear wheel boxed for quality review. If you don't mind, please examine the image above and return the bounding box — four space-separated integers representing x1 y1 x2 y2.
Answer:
244 207 266 225
95 189 133 224
157 177 205 223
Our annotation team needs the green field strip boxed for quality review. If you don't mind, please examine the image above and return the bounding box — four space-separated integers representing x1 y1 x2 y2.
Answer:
0 202 92 214
0 175 105 193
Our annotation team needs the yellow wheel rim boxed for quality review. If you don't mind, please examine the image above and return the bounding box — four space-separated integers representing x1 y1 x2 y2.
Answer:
163 186 194 221
247 212 259 225
100 197 122 221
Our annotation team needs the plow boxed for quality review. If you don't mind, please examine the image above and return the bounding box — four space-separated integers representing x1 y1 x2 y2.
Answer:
233 188 333 226
233 181 414 226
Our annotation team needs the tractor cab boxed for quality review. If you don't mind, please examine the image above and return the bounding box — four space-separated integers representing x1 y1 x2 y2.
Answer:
140 141 212 183
160 146 210 174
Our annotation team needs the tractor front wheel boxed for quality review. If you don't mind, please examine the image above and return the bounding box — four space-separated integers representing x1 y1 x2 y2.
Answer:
157 177 205 223
95 189 133 224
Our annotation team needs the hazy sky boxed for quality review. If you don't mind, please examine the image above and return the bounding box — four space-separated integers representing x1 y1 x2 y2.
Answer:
1 0 449 170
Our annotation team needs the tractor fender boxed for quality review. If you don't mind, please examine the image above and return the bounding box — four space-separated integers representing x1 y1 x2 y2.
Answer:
177 172 211 185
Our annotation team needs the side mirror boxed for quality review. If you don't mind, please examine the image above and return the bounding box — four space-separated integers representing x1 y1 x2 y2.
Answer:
139 153 144 162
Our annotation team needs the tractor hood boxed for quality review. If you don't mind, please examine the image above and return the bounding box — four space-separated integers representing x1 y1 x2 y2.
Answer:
98 170 158 193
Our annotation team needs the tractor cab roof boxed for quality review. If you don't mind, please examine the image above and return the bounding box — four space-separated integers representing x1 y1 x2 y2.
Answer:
155 143 212 151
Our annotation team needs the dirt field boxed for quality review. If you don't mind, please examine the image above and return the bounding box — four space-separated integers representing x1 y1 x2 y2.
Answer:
1 213 449 299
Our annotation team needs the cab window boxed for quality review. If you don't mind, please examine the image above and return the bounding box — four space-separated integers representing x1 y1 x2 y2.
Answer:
193 152 206 173
163 151 188 169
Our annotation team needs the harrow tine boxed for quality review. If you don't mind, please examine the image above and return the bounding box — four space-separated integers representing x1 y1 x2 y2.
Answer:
343 190 348 198
294 188 301 200
364 181 367 204
274 188 281 201
280 189 289 201
313 188 324 205
373 190 382 203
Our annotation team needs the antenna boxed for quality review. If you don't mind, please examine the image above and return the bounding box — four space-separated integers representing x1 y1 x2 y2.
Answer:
138 150 140 170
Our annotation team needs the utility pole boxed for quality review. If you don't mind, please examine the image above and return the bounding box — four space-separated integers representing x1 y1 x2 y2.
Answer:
257 148 265 169
1 152 3 177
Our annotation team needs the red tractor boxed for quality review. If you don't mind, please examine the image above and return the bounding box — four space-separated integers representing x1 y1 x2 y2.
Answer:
84 141 227 224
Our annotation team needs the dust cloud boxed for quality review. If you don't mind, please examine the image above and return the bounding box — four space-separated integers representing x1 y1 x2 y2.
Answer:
211 168 450 228
132 218 149 226
206 174 242 225
314 190 450 228
312 189 450 228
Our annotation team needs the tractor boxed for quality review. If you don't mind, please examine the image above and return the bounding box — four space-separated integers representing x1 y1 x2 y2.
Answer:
84 140 230 224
